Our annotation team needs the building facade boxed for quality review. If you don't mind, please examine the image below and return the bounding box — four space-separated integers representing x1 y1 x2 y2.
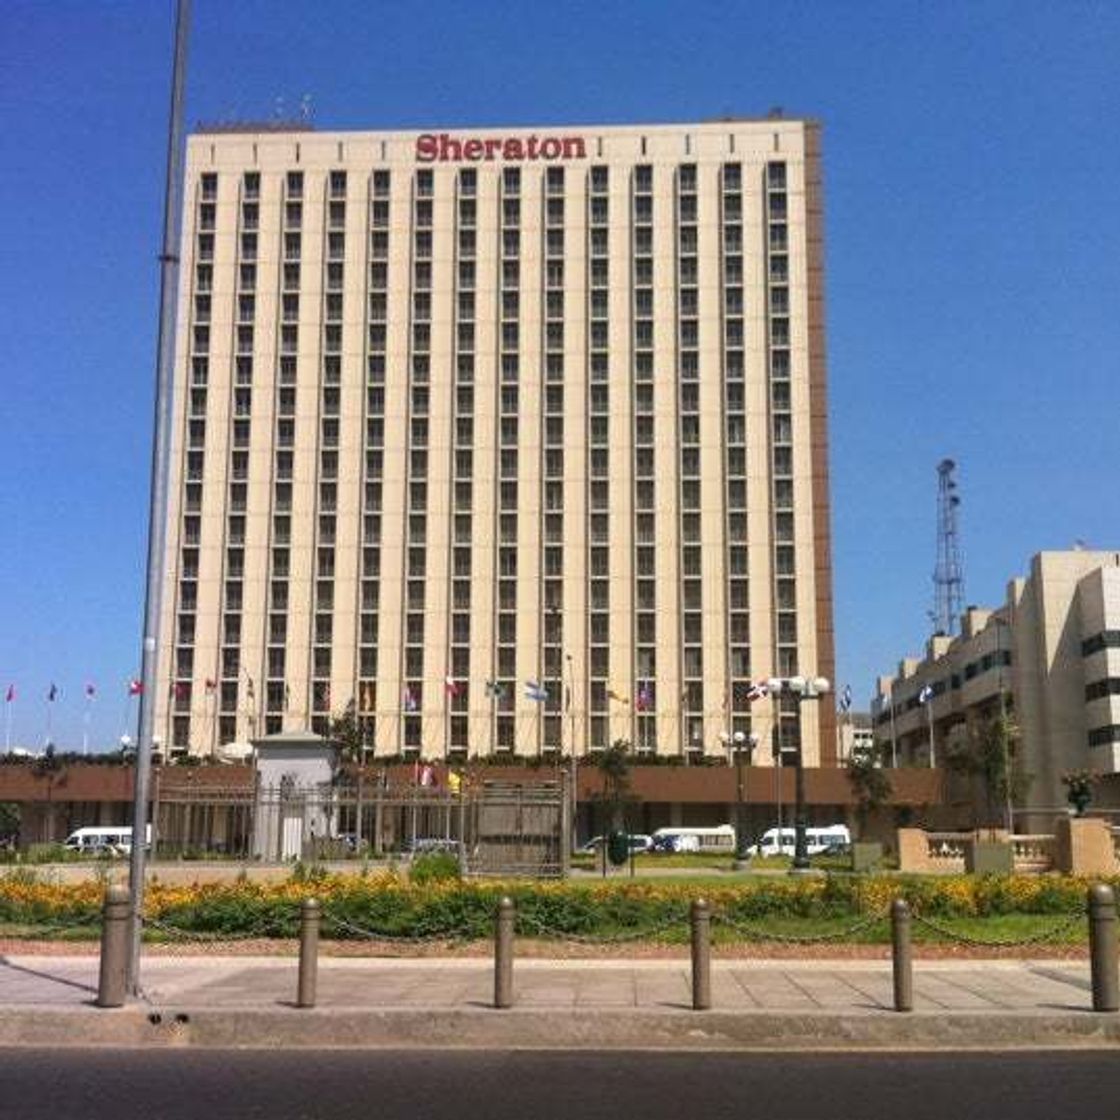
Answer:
154 118 836 764
874 550 1120 824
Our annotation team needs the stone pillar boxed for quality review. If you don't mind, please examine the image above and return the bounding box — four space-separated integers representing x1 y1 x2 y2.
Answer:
1055 817 1117 876
896 829 930 873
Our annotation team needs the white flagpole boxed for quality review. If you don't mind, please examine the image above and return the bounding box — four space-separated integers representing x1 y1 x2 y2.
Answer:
83 699 91 755
4 697 11 752
927 699 936 768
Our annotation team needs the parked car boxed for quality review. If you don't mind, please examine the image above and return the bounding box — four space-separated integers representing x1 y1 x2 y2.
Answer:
578 833 651 855
406 837 460 855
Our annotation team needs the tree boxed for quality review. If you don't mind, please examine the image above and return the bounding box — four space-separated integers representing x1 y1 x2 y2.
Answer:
945 712 1030 833
845 742 892 840
327 702 365 766
595 738 631 826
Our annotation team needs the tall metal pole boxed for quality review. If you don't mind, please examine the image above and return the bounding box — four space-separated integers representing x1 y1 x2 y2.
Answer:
127 0 191 995
566 653 577 850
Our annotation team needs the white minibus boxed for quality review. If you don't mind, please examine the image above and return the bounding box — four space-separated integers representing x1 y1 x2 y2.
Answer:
63 826 148 855
750 824 850 857
650 825 736 854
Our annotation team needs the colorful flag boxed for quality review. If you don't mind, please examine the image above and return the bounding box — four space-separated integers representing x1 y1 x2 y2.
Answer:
444 676 460 698
205 678 217 693
484 680 505 699
918 684 934 704
403 686 418 712
524 680 548 703
635 681 652 712
47 684 58 702
127 678 143 696
746 680 770 703
839 684 853 713
4 685 14 704
84 682 96 700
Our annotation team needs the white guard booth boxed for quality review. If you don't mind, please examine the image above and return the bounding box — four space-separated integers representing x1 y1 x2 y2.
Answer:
252 730 337 861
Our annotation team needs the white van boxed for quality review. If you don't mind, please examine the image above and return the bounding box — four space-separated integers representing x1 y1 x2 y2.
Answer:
750 824 850 857
651 825 736 854
64 826 146 856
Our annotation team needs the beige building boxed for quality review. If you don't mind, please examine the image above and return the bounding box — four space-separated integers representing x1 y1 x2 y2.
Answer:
874 550 1120 824
154 117 836 765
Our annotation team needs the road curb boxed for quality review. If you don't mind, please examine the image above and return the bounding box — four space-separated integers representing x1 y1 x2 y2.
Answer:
2 1006 1118 1051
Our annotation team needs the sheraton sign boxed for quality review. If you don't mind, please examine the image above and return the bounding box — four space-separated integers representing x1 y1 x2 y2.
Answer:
416 132 588 163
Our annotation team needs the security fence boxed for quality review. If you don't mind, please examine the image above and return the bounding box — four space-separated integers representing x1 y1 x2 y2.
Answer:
152 778 569 878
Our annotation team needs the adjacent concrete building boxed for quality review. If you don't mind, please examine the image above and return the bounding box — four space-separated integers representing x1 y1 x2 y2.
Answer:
874 550 1120 825
154 117 836 766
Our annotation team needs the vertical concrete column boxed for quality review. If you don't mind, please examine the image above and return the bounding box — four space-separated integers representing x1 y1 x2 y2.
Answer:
297 898 320 1009
97 884 131 1008
1088 884 1119 1013
690 898 711 1011
494 896 515 1009
891 898 913 1012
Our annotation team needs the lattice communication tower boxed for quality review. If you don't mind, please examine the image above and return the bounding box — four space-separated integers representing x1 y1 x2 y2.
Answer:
933 458 965 636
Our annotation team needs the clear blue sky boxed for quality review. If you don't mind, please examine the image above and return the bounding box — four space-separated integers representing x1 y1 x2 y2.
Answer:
2 0 1118 751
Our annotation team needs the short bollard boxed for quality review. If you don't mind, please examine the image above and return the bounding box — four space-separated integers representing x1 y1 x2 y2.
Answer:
690 898 711 1011
97 884 130 1008
891 898 913 1013
297 898 320 1009
494 896 515 1009
1088 884 1119 1013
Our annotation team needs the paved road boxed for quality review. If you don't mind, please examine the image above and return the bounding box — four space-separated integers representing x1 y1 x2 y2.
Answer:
0 1050 1116 1120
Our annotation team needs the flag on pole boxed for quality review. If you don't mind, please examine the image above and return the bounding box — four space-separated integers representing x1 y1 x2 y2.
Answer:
5 685 14 704
485 679 506 699
127 678 143 696
839 684 853 713
403 686 418 712
746 680 769 703
635 681 652 712
444 676 460 698
85 682 96 700
524 680 548 703
918 684 934 704
47 684 58 702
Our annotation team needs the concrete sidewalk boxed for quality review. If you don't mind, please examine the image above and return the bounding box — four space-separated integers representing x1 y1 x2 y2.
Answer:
2 954 1118 1051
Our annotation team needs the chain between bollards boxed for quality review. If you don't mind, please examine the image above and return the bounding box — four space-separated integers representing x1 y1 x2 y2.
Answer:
297 898 320 1009
891 898 913 1013
1088 883 1118 1013
494 896 515 1009
691 898 711 1011
97 884 131 1008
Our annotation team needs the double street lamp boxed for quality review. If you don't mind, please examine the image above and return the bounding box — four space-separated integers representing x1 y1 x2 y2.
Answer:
767 675 830 873
720 729 759 869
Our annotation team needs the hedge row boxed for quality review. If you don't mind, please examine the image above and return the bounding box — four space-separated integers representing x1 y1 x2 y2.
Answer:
3 870 1114 938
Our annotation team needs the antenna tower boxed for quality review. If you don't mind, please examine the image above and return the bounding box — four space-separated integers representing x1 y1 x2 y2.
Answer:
933 458 965 635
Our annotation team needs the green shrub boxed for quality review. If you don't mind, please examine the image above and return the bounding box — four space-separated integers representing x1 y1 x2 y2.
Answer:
409 851 461 885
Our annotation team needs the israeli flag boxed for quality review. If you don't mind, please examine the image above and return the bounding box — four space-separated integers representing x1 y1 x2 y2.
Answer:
524 680 549 703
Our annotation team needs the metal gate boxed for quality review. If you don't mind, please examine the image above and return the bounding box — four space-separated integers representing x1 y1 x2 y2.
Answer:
153 777 569 877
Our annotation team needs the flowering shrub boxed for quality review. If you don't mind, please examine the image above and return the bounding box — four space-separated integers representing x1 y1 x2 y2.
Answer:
0 869 1109 936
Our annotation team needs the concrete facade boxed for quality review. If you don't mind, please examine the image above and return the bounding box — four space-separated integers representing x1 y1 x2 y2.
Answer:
154 118 835 766
874 550 1120 825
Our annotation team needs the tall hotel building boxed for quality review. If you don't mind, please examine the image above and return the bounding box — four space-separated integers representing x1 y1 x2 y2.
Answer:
155 118 837 767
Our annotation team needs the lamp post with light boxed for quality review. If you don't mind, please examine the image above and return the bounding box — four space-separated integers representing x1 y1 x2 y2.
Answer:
767 675 830 873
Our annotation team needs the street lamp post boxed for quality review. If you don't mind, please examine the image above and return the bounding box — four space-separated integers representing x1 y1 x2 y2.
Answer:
767 675 830 873
720 730 755 869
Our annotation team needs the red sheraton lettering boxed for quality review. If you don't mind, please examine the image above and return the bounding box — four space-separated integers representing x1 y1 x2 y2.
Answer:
415 133 587 163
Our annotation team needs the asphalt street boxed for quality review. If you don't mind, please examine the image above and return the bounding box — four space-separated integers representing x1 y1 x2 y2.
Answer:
0 1050 1116 1120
